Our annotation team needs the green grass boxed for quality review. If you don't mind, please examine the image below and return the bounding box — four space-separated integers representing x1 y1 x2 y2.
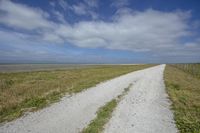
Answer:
164 65 200 133
0 65 152 123
82 99 117 133
82 84 132 133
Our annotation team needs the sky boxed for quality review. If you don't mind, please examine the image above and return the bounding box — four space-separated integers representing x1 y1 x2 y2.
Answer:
0 0 200 64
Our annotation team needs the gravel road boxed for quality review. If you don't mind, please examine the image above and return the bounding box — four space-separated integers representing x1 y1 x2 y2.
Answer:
0 65 177 133
104 64 177 133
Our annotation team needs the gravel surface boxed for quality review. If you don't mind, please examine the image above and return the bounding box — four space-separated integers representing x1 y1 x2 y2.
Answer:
0 65 177 133
104 64 178 133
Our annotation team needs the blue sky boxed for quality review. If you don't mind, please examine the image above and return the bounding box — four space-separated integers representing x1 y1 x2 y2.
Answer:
0 0 200 63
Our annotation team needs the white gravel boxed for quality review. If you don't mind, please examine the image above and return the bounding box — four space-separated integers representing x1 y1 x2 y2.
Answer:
0 65 177 133
104 64 178 133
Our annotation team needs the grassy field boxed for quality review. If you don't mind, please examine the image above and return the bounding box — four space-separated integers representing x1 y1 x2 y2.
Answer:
0 65 152 123
164 65 200 133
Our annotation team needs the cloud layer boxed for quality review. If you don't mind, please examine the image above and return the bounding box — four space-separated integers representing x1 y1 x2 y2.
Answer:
0 0 200 63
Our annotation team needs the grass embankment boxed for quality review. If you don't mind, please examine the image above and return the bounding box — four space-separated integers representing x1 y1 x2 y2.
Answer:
82 84 132 133
164 65 200 133
0 65 152 123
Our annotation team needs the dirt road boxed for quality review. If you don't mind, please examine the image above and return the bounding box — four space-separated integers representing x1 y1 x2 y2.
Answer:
0 65 177 133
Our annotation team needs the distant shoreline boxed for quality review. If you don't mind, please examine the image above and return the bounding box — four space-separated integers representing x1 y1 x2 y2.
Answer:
0 64 140 73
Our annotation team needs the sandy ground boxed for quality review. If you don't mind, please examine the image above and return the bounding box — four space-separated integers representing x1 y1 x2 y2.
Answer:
0 65 177 133
104 65 177 133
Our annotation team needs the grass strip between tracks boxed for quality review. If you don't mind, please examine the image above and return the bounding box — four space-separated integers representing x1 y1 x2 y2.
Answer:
82 84 132 133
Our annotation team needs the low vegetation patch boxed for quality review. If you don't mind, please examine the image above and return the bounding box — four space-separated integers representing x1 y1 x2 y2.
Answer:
82 99 117 133
82 84 132 133
0 65 152 123
164 65 200 133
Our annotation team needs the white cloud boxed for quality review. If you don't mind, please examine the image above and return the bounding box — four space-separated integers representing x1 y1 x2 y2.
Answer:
42 32 64 43
72 3 87 15
111 0 129 8
0 0 199 59
71 2 98 19
0 0 53 30
51 0 98 19
58 0 69 11
83 0 99 8
52 10 66 23
54 9 191 53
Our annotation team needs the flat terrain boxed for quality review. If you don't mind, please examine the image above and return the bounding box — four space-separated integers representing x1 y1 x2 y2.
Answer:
0 65 177 133
0 64 101 72
0 65 152 123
